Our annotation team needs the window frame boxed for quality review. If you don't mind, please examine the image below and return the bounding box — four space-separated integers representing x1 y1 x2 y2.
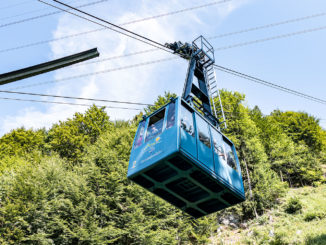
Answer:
223 137 238 171
145 108 166 142
166 101 176 129
180 103 195 137
196 115 211 149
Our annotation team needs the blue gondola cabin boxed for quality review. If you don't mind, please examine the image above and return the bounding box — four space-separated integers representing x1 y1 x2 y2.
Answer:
128 97 245 218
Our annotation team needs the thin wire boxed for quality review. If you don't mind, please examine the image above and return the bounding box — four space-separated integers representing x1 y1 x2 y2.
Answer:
1 8 323 55
74 49 158 66
0 0 111 29
214 65 326 105
51 0 169 50
0 90 152 106
214 25 326 51
70 24 326 64
0 1 30 11
0 0 93 21
0 96 142 110
0 0 229 54
7 54 325 107
39 0 174 54
208 12 326 39
8 57 177 90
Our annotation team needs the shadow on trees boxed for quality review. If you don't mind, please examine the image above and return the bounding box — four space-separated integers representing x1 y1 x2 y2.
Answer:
305 234 326 245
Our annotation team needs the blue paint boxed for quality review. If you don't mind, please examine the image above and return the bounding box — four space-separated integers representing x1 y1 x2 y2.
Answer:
128 98 245 218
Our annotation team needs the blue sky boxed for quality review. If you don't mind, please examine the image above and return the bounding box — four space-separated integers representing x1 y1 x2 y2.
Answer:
0 0 326 135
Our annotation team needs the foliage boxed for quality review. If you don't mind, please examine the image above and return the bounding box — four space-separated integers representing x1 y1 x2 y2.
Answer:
214 185 326 244
0 90 325 243
46 105 111 163
284 197 302 214
249 102 324 187
270 110 326 153
144 91 177 115
0 127 45 157
217 90 287 218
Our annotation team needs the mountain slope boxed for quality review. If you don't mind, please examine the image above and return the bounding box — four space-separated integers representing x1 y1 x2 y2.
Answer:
211 184 326 244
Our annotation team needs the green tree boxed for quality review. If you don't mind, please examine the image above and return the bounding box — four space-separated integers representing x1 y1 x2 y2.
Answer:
270 110 326 153
47 105 111 163
217 90 287 218
0 127 45 174
250 109 323 186
0 127 45 157
144 91 177 115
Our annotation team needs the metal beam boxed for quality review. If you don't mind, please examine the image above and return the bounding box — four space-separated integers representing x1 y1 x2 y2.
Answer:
0 48 99 86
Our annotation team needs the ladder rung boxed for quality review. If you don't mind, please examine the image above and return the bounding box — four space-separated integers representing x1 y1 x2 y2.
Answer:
210 85 217 90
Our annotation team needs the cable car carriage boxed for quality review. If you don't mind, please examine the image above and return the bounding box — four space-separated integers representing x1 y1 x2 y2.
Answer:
128 36 245 218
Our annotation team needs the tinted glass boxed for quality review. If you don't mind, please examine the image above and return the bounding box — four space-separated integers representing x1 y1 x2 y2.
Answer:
180 105 194 137
224 140 237 170
145 109 165 142
134 120 146 148
166 102 176 129
197 116 211 148
211 128 226 161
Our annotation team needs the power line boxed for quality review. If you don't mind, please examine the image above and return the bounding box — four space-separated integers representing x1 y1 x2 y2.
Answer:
1 9 323 54
6 55 326 107
4 0 326 108
8 57 177 90
0 0 111 29
0 96 142 110
73 49 158 66
0 90 152 106
39 0 174 54
0 1 30 11
68 23 326 67
0 0 92 21
214 64 326 105
214 25 326 51
208 12 326 39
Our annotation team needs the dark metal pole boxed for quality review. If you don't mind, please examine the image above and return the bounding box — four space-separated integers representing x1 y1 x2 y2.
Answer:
0 48 99 86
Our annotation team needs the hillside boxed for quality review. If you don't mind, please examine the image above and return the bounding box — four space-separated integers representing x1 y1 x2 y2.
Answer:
0 91 325 244
211 184 326 244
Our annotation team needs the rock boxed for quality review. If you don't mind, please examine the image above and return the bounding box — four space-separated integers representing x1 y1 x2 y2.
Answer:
240 223 248 229
269 230 274 237
229 222 238 228
269 215 273 222
222 219 230 226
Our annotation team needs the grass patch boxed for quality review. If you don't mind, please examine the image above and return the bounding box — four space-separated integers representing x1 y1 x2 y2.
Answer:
210 184 326 244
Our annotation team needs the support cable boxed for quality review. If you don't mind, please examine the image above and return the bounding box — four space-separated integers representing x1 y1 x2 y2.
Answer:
1 9 324 54
0 0 111 29
0 0 93 21
39 0 174 54
4 56 325 107
0 90 153 106
0 96 142 110
8 57 177 90
0 1 30 11
208 12 326 39
214 25 326 51
214 64 326 105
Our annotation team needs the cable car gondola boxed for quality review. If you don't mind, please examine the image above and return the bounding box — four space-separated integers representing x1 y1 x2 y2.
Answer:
128 36 245 218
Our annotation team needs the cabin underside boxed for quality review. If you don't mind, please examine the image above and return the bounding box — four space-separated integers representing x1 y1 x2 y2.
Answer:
129 151 245 218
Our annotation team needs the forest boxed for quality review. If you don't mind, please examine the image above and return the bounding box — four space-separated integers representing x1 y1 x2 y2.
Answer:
0 90 325 244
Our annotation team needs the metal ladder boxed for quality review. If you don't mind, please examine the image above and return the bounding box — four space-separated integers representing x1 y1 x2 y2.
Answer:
204 64 227 129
